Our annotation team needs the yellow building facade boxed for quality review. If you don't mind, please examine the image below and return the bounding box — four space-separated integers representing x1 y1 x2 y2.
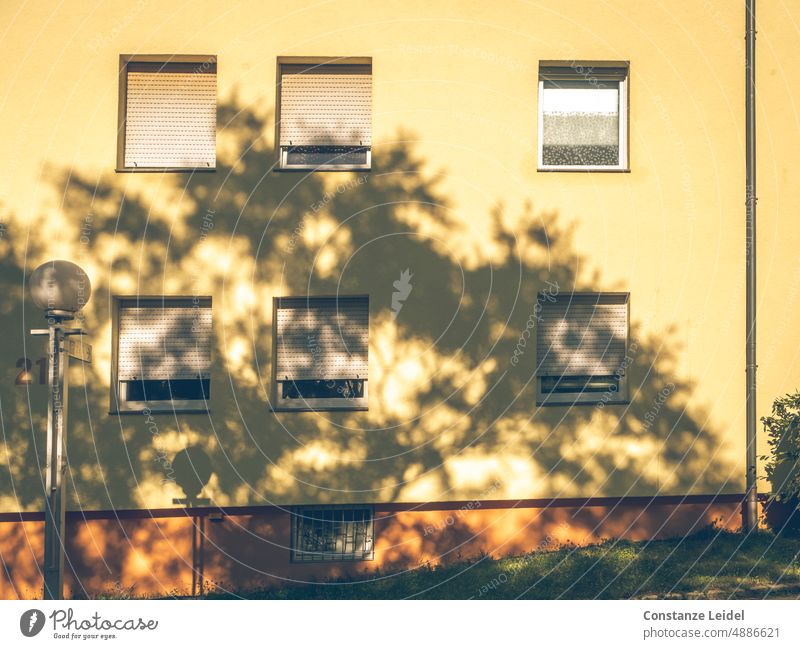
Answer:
1 0 798 597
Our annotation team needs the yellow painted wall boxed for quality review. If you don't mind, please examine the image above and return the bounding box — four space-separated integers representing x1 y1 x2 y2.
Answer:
0 0 796 512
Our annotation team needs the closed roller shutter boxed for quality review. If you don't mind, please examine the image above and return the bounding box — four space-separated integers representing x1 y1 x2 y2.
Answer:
124 62 216 168
276 296 368 380
279 67 371 147
537 294 628 376
118 301 212 381
539 65 628 82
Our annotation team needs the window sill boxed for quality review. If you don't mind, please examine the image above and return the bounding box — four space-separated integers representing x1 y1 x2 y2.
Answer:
289 556 374 564
272 407 369 413
109 408 211 415
274 165 371 173
536 398 631 407
115 167 217 173
537 166 630 173
271 400 368 412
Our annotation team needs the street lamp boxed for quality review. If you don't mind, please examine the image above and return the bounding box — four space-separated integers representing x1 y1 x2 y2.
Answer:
28 260 92 600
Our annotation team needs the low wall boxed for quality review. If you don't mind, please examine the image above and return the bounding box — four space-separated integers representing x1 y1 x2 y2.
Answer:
0 495 745 599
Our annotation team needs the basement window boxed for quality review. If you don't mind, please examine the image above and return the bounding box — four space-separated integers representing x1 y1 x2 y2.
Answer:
276 58 372 171
538 61 629 171
536 292 630 405
117 55 217 171
291 506 374 562
273 296 369 411
113 297 212 413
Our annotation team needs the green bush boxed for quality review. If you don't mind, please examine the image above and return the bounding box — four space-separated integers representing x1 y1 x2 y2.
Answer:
761 392 800 504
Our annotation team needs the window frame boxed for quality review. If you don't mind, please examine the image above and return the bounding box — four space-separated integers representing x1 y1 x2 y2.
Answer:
537 60 630 173
290 505 375 563
110 295 213 414
274 56 373 172
271 294 369 412
535 291 631 406
116 54 218 173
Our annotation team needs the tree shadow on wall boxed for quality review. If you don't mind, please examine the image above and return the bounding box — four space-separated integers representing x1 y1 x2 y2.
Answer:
0 96 740 593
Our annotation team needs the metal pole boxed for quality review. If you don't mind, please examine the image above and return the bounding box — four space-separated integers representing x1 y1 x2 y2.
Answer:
43 322 68 599
744 0 759 532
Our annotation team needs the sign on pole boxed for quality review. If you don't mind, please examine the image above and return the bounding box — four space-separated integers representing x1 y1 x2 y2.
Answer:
66 337 92 363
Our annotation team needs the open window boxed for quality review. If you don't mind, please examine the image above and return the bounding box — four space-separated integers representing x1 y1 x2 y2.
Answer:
538 61 629 171
272 296 368 411
291 505 374 562
117 55 217 171
276 57 372 171
112 297 212 413
536 292 630 405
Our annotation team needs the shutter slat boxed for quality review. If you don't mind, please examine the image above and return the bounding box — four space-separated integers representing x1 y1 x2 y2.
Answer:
124 70 216 168
276 297 369 380
537 297 628 376
118 305 212 380
279 73 372 146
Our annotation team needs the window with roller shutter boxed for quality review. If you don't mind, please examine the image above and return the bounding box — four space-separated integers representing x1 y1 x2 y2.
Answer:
117 55 217 171
112 297 212 412
272 296 369 411
276 57 372 170
536 292 630 405
538 61 629 171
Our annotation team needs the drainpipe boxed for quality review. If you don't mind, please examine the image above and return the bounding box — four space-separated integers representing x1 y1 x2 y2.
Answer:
744 0 758 533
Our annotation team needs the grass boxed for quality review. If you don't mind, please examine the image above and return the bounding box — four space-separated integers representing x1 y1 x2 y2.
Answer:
201 528 800 600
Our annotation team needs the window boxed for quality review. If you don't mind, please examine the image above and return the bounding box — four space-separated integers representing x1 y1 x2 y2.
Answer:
276 57 372 170
117 55 217 171
291 506 374 562
272 296 368 411
536 293 629 405
112 297 212 412
538 61 629 171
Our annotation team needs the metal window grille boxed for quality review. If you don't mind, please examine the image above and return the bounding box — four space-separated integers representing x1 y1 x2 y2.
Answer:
291 506 374 562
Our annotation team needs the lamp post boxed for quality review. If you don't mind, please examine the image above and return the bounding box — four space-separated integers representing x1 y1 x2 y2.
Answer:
28 260 92 600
